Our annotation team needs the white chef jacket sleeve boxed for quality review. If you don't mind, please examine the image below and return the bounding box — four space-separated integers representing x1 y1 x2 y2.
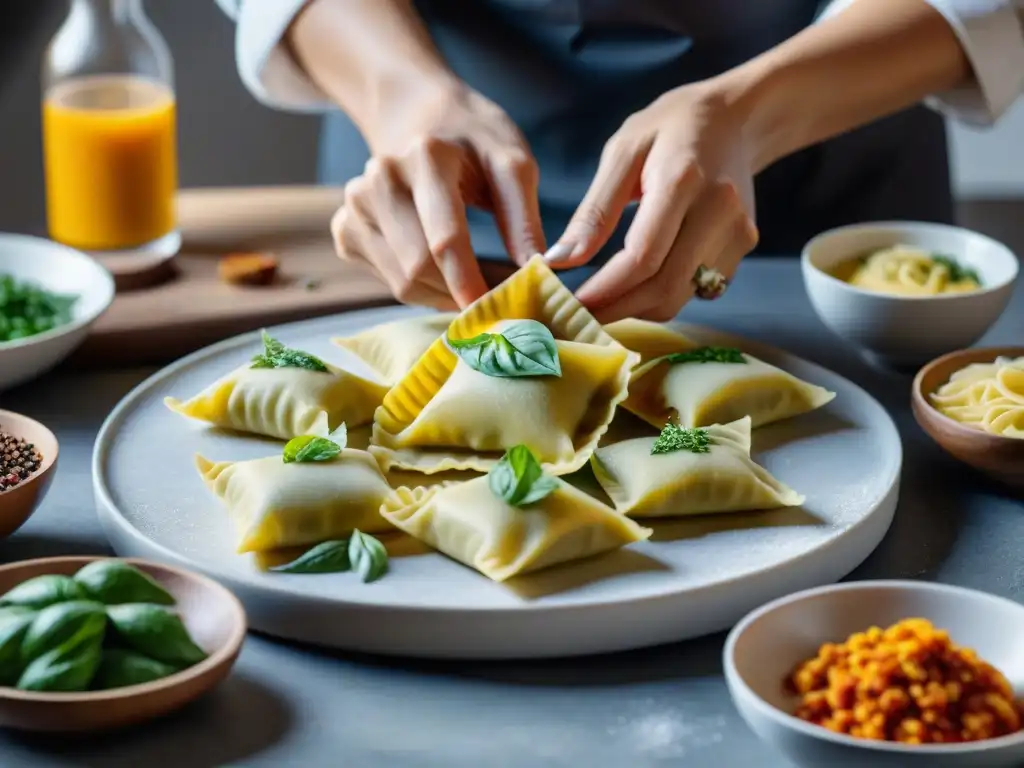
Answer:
213 0 333 113
819 0 1024 126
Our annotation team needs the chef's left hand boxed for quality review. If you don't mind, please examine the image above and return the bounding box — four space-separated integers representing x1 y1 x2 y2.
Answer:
548 82 759 323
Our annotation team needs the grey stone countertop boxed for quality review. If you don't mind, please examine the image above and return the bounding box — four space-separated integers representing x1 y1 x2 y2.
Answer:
0 257 1021 768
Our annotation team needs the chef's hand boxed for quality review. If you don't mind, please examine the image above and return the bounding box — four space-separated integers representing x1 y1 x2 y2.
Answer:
547 83 759 323
331 85 546 310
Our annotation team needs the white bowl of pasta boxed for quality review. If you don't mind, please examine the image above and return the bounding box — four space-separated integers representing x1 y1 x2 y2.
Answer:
912 346 1024 493
801 222 1019 368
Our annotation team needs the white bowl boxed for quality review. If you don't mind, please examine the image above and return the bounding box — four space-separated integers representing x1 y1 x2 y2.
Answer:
802 222 1018 369
0 233 115 391
724 581 1024 768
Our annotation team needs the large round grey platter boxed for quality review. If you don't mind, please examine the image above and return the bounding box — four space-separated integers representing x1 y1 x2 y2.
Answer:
93 306 901 660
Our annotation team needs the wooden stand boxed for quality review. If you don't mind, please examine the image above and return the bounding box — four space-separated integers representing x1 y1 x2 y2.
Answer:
94 248 178 293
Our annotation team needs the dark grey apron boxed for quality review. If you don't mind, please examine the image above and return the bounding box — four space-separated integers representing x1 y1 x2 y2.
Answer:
318 0 954 286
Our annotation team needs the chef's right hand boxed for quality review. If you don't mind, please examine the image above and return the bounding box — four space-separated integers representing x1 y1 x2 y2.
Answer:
331 84 546 310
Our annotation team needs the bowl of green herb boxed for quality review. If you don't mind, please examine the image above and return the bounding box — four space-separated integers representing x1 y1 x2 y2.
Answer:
0 233 115 391
0 556 246 732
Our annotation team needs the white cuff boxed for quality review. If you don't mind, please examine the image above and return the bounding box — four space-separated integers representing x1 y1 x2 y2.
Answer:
924 0 1024 125
217 0 334 114
819 0 1024 126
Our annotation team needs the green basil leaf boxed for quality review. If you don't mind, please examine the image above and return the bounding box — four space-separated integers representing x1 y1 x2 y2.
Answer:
488 444 559 507
664 346 746 365
250 330 329 373
282 435 342 464
517 474 560 506
0 574 86 610
17 636 102 693
651 424 712 455
272 541 351 574
348 531 388 583
73 560 176 606
448 320 560 378
106 604 208 667
92 649 181 690
20 600 107 666
0 610 36 686
0 605 35 622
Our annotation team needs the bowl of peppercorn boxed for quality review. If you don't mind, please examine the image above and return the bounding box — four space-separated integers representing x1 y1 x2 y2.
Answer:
0 410 58 537
0 233 115 392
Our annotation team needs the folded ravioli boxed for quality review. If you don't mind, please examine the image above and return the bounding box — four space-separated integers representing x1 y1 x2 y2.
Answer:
332 312 457 384
447 255 627 348
604 318 701 360
371 256 637 474
385 467 484 490
605 318 835 428
166 334 389 439
372 332 633 474
380 477 651 582
591 417 805 518
196 449 393 553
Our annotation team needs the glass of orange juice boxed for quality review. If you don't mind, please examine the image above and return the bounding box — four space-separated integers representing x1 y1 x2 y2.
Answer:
42 0 179 263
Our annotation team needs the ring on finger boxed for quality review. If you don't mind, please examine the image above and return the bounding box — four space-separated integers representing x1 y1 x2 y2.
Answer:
692 265 729 301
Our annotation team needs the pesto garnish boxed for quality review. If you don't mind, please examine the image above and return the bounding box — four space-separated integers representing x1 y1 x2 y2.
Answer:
251 331 329 373
665 346 746 365
651 424 712 455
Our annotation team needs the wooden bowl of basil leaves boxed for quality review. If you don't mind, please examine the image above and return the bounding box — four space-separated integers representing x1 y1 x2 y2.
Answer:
0 556 246 731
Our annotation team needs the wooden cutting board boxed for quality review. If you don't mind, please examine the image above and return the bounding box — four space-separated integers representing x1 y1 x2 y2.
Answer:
72 186 397 367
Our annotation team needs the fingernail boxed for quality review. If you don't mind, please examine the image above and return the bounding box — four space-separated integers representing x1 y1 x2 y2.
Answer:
543 242 575 263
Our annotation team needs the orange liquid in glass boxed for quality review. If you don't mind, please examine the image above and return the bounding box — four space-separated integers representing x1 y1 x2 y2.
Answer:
43 74 177 251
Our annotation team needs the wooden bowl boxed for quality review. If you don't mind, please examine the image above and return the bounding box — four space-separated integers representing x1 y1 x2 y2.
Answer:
912 347 1024 493
0 411 59 538
0 556 246 732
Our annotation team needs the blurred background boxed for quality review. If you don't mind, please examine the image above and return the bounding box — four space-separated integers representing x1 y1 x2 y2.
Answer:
2 1 1023 252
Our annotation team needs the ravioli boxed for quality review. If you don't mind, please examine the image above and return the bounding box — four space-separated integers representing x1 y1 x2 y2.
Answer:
332 312 457 384
604 318 701 360
371 256 638 474
447 255 626 348
591 417 804 518
166 361 389 440
384 467 483 490
380 477 651 582
605 318 835 428
195 449 393 553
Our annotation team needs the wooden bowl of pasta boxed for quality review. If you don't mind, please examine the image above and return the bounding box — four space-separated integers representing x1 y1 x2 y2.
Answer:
912 347 1024 493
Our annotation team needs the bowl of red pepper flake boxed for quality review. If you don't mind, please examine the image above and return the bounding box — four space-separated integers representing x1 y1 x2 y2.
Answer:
0 410 58 537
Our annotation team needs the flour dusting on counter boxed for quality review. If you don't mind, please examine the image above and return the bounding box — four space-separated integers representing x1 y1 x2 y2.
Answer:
608 699 726 759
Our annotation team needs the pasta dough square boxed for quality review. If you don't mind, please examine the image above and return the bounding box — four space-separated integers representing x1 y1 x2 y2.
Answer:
591 417 805 518
166 361 389 440
196 449 393 553
332 312 457 384
371 257 638 474
605 318 835 428
380 477 651 582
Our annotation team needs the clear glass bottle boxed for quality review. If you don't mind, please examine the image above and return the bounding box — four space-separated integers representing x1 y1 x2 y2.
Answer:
42 0 180 264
